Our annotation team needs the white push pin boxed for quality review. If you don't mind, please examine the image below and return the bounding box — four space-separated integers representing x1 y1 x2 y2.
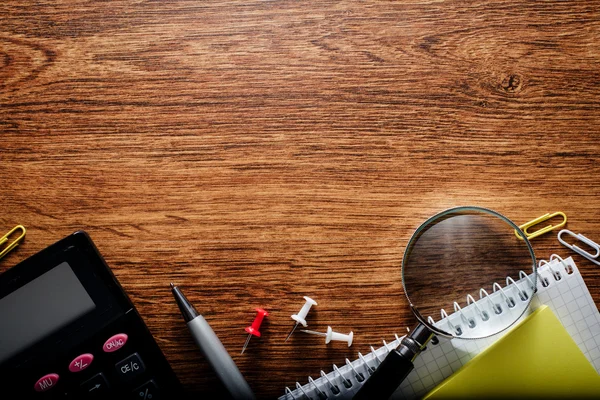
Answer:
301 326 354 347
285 296 317 342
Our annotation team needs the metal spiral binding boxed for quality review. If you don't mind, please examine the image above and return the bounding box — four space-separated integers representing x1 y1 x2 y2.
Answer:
506 276 528 301
357 352 374 376
308 376 327 400
493 282 516 308
332 364 352 389
539 259 562 281
453 301 476 329
370 345 382 363
282 334 405 399
281 256 573 400
345 358 365 382
431 256 572 345
551 254 573 274
320 370 339 395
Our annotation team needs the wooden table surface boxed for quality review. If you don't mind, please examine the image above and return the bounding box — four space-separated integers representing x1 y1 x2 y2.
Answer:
2 1 600 398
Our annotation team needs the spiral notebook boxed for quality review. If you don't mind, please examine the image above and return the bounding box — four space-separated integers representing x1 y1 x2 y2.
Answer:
280 255 600 399
424 305 600 399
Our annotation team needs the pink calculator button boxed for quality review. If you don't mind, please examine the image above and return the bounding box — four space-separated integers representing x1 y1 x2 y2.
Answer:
103 333 128 352
68 353 94 372
34 373 59 392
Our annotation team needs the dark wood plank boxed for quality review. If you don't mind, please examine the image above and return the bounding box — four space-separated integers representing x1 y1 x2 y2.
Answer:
1 1 600 397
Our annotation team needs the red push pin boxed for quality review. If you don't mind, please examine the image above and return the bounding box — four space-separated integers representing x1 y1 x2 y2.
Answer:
241 308 268 354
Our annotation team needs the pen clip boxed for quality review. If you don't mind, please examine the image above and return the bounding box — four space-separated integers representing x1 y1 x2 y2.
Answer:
0 225 27 260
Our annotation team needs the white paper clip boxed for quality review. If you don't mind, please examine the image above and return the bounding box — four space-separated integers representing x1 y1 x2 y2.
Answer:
558 229 600 266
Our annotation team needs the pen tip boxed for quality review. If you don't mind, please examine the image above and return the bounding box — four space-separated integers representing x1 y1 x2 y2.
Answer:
170 282 175 289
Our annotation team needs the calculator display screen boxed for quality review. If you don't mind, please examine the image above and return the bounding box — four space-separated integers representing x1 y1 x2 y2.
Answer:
0 262 96 363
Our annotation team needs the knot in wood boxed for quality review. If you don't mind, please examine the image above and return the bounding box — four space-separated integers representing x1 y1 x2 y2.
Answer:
500 73 523 94
1 52 9 69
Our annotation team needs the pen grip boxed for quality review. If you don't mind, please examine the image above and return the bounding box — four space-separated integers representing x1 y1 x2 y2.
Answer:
188 316 256 400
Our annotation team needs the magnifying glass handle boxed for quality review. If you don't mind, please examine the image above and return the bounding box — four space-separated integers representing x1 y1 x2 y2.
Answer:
353 324 434 400
353 347 415 400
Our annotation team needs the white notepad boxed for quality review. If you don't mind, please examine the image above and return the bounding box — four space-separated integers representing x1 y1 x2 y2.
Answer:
280 255 600 400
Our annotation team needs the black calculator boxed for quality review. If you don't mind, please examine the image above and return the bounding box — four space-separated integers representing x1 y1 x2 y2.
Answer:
0 231 181 398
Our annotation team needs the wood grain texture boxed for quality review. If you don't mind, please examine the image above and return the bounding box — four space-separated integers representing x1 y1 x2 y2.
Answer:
1 0 599 398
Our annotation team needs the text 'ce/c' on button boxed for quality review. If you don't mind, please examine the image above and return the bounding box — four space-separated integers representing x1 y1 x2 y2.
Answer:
115 352 146 382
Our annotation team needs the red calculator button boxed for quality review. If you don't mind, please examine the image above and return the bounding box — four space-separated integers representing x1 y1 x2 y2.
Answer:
68 353 94 372
103 333 128 353
34 373 59 392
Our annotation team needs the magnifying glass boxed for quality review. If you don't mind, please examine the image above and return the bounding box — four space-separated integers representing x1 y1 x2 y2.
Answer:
353 206 537 399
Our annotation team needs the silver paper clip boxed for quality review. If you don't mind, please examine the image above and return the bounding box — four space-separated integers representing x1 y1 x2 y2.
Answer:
557 229 600 266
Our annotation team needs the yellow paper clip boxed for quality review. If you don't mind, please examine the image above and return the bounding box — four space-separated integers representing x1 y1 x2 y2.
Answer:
0 225 27 260
514 212 567 240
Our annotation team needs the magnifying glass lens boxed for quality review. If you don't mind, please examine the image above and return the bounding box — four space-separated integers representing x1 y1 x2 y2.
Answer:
353 208 537 400
402 208 536 339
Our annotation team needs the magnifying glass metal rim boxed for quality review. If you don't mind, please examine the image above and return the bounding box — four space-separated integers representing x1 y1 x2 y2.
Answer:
401 205 538 339
353 206 539 399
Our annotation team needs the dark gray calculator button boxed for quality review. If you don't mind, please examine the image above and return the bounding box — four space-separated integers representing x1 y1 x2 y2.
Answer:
81 372 110 394
132 379 159 399
115 352 146 382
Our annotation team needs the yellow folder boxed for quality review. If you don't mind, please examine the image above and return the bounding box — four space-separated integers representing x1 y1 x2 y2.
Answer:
424 305 600 399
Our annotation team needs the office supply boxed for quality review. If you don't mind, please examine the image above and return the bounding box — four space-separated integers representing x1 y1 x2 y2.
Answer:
170 283 255 400
344 358 367 383
0 225 26 261
242 308 268 354
353 207 537 400
0 231 181 398
424 305 600 399
301 327 354 347
514 211 567 240
558 229 600 266
286 296 317 341
280 255 600 400
285 382 313 399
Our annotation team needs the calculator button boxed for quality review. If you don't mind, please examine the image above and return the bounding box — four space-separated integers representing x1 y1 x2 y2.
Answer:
116 353 146 382
81 372 110 395
103 333 128 352
34 373 59 392
132 379 159 400
68 353 94 372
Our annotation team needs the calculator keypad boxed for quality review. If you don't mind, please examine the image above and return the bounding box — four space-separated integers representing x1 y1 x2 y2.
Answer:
68 353 94 373
132 379 160 400
103 333 128 353
115 353 146 382
33 373 59 392
25 313 173 398
80 372 110 395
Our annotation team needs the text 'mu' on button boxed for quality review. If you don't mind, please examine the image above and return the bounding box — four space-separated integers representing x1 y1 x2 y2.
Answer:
116 352 146 382
34 373 59 392
103 333 128 352
69 353 94 372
